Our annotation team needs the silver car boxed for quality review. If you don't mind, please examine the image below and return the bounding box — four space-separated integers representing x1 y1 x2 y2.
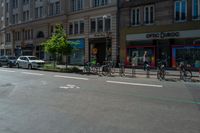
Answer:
16 56 45 69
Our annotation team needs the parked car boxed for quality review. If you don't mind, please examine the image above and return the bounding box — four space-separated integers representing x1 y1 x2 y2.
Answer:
0 56 16 68
16 56 45 69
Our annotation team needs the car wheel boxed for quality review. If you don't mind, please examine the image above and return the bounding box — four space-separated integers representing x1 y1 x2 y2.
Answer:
28 64 32 70
0 63 2 67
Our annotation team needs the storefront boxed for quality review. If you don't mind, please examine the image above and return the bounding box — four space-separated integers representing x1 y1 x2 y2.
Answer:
172 45 200 68
125 29 200 68
35 45 44 59
21 44 34 56
89 37 111 65
69 38 85 65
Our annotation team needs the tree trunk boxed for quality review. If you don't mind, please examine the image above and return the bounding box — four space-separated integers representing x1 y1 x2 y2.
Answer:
53 54 56 69
65 55 68 69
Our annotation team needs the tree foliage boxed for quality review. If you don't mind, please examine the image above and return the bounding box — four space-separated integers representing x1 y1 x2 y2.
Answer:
43 24 77 68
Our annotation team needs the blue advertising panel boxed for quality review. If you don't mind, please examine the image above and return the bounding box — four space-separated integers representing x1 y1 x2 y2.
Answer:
68 39 85 49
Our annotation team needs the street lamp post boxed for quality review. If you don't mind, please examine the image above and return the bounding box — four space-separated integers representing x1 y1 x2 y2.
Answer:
103 15 110 61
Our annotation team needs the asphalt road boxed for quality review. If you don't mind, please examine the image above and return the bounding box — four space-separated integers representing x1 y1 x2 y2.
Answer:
0 67 200 133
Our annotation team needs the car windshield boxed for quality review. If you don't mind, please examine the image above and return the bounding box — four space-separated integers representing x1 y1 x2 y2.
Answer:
28 57 38 60
8 57 16 60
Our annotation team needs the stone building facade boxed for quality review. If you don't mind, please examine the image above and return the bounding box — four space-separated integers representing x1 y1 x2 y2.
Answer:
0 0 67 59
66 0 118 65
120 0 200 69
0 0 119 65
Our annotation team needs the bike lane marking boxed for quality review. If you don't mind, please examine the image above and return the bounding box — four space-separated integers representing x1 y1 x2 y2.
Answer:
106 80 163 88
54 75 89 81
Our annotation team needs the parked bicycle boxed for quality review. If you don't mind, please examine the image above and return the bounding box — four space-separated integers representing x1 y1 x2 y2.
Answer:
118 63 125 77
157 59 166 80
83 62 99 74
101 61 115 76
176 58 192 81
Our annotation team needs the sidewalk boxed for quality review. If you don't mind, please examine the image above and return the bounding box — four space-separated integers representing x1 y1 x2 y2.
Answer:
57 64 200 80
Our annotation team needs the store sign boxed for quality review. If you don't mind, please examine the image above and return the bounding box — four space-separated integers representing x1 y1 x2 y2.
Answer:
146 32 180 39
92 32 112 38
126 29 200 41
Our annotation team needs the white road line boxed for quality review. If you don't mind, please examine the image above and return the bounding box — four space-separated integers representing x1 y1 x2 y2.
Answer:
54 75 89 80
106 81 163 88
21 72 44 76
0 69 15 72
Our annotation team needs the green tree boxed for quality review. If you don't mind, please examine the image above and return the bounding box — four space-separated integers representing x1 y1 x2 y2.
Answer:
43 24 76 68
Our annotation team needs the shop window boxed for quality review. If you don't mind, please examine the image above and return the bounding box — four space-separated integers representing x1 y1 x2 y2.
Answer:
192 0 200 20
126 47 155 67
131 8 140 26
172 46 200 68
174 0 187 21
144 5 154 24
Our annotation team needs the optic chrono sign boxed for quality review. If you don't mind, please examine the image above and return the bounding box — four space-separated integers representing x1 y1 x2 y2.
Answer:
146 32 180 39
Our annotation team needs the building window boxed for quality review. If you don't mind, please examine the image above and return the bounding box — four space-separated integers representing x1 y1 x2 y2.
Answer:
69 20 85 35
6 3 8 12
71 0 83 12
90 18 96 33
49 1 60 16
174 0 187 21
6 33 11 42
192 0 200 19
15 31 21 41
23 10 30 21
90 16 111 33
24 29 32 40
105 16 111 31
35 6 43 18
74 21 79 34
80 20 84 34
12 14 18 24
49 3 54 16
131 8 140 25
13 0 18 8
97 17 103 32
55 1 60 14
144 5 154 24
23 0 29 5
92 0 109 7
69 23 73 34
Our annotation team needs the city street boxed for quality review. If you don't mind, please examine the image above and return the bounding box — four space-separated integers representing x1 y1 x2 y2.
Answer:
0 67 200 133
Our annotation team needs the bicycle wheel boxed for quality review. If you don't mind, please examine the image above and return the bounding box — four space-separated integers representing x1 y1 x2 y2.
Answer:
183 70 192 81
91 66 98 74
160 70 166 80
102 66 109 76
157 70 161 80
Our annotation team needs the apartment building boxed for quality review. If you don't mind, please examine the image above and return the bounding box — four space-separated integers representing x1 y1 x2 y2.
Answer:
120 0 200 69
66 0 118 65
0 0 67 59
0 0 5 55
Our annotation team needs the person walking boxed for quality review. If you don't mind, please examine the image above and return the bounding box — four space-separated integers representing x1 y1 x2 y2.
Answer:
143 51 148 71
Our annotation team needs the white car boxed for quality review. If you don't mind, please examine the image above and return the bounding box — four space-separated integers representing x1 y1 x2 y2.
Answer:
16 56 45 69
